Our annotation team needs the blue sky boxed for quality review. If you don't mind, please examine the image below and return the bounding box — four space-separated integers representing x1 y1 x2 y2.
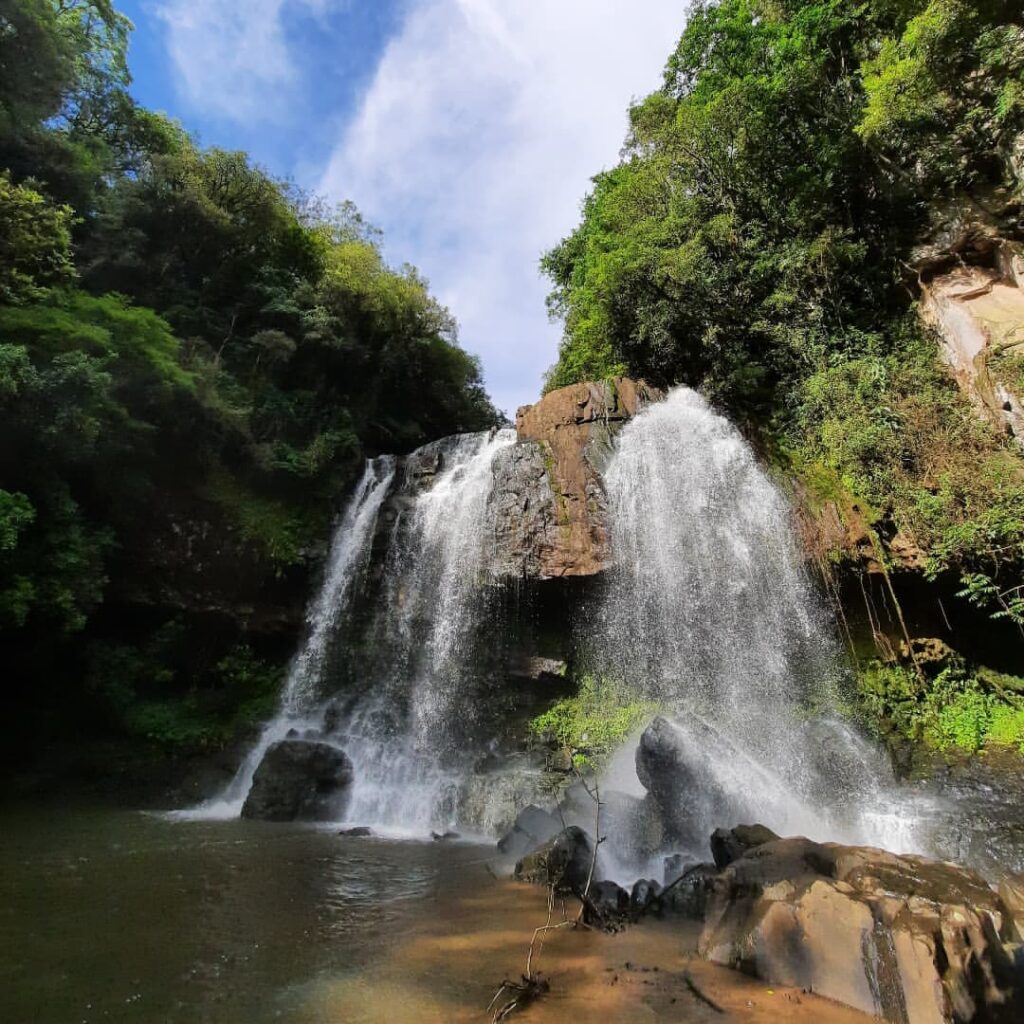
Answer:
118 1 688 417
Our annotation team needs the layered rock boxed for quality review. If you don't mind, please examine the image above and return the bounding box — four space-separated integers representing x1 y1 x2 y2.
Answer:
694 829 1023 1024
489 378 660 578
921 260 1024 443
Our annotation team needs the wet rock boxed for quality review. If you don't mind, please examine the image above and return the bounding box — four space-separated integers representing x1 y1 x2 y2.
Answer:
630 878 662 913
338 826 372 837
916 750 1024 877
513 826 597 893
431 831 459 841
663 863 718 920
456 760 562 837
999 874 1024 942
489 378 660 579
507 655 568 682
241 740 353 822
497 804 563 859
585 880 630 926
322 701 342 734
634 715 738 845
663 853 691 886
710 823 779 869
697 832 1023 1023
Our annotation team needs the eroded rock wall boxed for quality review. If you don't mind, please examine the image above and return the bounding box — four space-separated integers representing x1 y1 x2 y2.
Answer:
489 378 660 579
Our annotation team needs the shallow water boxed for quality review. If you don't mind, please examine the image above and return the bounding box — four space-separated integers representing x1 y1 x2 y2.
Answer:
1 803 881 1024
0 804 497 1023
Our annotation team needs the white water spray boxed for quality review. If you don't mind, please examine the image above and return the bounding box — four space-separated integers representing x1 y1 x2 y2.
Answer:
334 428 517 829
180 457 395 820
595 388 920 854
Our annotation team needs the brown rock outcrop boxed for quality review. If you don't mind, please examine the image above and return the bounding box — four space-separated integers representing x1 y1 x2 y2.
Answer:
696 831 1023 1024
488 378 660 578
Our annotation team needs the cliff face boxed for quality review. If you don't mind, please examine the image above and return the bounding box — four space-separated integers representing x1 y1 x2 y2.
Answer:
911 189 1024 444
490 378 660 579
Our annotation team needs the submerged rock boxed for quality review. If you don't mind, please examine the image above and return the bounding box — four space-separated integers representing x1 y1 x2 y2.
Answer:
338 826 372 837
241 740 353 822
696 830 1023 1023
514 826 597 893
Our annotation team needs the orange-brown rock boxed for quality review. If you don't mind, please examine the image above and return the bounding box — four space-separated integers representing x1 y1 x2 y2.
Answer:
696 831 1023 1024
488 378 660 579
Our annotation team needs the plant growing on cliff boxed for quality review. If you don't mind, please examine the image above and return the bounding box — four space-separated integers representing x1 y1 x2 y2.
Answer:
529 675 660 768
857 659 1024 753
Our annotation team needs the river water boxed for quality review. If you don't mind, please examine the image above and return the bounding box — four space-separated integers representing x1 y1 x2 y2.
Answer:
2 802 885 1024
0 804 498 1024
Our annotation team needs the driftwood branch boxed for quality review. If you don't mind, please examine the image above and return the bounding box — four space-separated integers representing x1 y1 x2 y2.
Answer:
488 769 606 1019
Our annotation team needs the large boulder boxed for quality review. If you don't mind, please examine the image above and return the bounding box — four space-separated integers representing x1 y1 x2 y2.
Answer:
710 823 779 869
513 826 597 893
241 740 353 822
635 715 750 845
497 804 563 859
697 831 1023 1024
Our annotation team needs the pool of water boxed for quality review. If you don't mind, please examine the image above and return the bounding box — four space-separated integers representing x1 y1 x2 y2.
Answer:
0 804 504 1023
3 801 897 1024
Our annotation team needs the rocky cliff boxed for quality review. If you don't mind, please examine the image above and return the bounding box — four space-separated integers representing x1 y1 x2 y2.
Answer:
489 378 660 578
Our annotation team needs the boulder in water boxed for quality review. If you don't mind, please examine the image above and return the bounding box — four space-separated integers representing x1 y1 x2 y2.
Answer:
338 826 372 837
514 826 597 893
630 878 662 913
497 804 562 859
697 831 1023 1023
241 740 353 822
584 880 630 927
710 823 779 869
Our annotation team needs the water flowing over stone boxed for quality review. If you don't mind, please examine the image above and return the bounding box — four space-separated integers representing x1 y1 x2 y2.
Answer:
183 457 395 819
595 388 914 854
284 456 397 714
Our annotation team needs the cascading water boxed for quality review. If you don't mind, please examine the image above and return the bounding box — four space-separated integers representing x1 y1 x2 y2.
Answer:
183 387 920 856
592 388 919 856
333 428 518 832
182 456 396 819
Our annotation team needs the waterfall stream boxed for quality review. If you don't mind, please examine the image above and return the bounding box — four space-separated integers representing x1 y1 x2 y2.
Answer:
180 456 396 820
593 388 917 855
184 389 918 856
332 428 517 832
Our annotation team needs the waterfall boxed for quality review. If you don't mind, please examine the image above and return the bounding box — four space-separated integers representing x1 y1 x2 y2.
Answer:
179 457 395 820
594 388 918 853
334 428 518 831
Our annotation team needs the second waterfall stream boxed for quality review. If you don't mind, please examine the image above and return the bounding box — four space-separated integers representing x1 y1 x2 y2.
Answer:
190 387 921 859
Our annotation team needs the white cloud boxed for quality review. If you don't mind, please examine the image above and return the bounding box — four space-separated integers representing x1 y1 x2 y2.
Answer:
154 0 342 122
318 0 687 418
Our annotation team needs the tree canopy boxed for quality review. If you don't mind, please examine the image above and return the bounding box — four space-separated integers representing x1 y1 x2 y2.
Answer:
0 0 497 753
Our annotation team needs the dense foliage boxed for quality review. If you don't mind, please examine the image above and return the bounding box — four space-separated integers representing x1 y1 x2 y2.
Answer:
543 0 1024 751
0 0 496 757
529 675 661 769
